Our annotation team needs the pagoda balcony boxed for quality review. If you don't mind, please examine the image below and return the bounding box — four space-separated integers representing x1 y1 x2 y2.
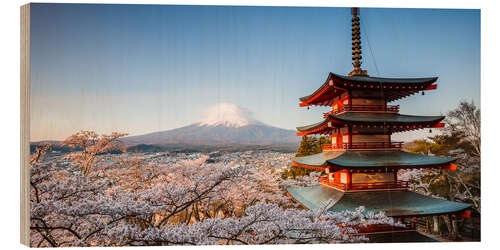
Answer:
322 141 403 152
323 105 399 117
318 176 409 191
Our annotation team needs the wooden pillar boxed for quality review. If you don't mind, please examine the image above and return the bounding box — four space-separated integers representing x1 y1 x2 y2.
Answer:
337 129 342 146
347 170 352 190
348 126 352 148
334 171 341 183
433 216 439 233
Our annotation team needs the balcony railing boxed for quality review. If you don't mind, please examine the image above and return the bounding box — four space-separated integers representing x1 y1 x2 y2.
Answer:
322 141 403 152
352 221 414 234
324 105 399 117
319 176 409 191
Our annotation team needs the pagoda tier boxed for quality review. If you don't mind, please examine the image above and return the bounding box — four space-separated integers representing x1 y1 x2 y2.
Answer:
291 150 457 193
291 150 456 171
299 72 438 107
296 112 445 136
287 185 471 218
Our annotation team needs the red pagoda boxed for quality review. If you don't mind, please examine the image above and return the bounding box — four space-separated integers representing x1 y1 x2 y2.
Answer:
287 8 471 241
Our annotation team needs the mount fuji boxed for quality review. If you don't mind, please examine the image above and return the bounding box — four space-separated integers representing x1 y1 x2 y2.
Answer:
122 103 300 147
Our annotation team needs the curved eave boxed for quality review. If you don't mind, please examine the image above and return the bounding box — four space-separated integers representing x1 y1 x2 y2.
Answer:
292 151 455 170
326 150 455 169
328 189 471 217
299 72 438 106
299 73 335 102
296 112 445 135
331 112 445 125
296 119 336 136
287 186 471 217
299 73 345 107
292 151 345 167
330 72 438 85
333 112 445 133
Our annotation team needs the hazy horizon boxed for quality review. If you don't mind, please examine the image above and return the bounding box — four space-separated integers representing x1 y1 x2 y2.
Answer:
29 4 480 142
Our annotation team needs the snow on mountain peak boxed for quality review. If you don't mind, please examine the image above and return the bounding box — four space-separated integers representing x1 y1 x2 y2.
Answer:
199 103 258 128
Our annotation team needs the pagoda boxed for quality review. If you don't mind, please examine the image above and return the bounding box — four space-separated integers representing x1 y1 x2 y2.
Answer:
287 8 471 239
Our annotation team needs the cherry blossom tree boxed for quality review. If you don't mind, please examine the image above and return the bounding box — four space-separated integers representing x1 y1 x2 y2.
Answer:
107 203 395 245
60 131 128 176
30 131 398 247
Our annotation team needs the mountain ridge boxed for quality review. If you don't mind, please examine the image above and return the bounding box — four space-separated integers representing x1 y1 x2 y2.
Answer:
121 122 299 146
121 103 299 146
31 103 301 148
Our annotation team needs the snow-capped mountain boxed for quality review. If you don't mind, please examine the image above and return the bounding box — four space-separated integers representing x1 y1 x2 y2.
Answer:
198 103 260 128
123 103 299 146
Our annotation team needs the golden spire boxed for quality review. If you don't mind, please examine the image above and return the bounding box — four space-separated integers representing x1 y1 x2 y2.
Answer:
348 7 368 76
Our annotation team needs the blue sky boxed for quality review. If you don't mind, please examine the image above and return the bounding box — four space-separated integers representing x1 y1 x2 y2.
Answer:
29 3 480 141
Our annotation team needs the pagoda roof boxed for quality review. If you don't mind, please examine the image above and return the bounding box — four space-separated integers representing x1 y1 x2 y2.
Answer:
330 73 438 85
292 151 454 169
296 112 445 135
286 185 471 217
299 72 438 106
333 112 445 124
293 151 345 167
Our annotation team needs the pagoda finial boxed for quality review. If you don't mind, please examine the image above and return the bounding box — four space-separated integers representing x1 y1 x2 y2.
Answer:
349 7 368 77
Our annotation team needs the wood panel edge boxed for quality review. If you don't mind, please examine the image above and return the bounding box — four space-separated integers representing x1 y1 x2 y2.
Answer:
20 3 30 247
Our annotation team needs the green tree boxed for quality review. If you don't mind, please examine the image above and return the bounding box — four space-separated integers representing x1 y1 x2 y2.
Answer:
282 135 330 179
295 136 315 157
